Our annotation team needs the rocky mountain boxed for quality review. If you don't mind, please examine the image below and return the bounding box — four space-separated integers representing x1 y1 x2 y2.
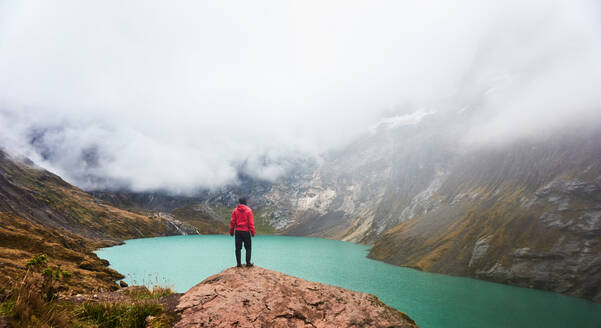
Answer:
0 149 196 292
266 114 601 303
87 110 601 302
248 112 601 303
0 149 199 240
88 190 230 235
175 266 418 328
369 126 601 302
90 174 289 235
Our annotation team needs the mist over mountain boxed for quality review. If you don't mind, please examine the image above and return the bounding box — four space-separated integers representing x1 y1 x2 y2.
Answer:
87 107 601 302
2 0 601 315
1 0 601 193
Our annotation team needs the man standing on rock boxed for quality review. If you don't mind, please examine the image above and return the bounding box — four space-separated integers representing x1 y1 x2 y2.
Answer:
230 197 255 267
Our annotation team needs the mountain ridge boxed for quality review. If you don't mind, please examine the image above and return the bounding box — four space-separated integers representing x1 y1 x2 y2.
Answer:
28 111 601 303
0 148 197 293
90 113 601 302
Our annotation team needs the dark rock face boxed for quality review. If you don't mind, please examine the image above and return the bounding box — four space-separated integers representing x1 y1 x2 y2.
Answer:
175 266 418 328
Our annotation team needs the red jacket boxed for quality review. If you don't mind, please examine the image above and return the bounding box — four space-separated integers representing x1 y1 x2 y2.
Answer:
230 204 255 236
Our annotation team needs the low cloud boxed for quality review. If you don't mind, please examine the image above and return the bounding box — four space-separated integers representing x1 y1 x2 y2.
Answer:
0 0 600 193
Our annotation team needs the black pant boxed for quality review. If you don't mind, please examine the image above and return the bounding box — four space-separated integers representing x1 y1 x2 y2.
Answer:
235 230 252 265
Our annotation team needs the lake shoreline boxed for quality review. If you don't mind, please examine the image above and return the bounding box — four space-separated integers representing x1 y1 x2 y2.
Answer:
96 235 601 328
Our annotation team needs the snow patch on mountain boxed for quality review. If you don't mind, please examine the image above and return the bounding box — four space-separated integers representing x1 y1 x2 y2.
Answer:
369 110 435 133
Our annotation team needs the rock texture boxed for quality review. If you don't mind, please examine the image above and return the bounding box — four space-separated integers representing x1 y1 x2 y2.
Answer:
175 266 418 328
368 127 601 303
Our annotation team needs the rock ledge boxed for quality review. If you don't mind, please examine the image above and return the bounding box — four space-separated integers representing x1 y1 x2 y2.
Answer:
175 266 418 328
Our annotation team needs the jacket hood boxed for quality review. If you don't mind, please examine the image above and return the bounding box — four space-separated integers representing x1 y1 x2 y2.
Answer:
236 204 250 212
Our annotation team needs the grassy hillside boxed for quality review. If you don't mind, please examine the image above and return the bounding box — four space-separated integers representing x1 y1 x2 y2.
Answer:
0 212 122 293
0 149 196 293
0 151 190 241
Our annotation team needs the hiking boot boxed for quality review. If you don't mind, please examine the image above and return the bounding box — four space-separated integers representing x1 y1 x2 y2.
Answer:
236 264 242 268
245 263 254 267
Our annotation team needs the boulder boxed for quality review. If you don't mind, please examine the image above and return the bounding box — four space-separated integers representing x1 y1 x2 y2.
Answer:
175 266 418 328
78 260 96 271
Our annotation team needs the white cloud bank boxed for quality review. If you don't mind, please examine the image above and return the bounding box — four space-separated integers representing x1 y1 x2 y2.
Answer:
0 0 600 193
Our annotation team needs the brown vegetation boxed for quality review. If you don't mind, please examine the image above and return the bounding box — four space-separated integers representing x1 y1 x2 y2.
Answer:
0 254 178 328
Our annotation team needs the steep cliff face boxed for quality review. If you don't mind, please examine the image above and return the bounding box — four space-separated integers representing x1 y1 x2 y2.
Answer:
266 113 460 243
367 127 601 302
191 111 456 245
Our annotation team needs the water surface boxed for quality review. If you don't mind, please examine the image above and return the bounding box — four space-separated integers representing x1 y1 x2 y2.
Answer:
96 235 601 328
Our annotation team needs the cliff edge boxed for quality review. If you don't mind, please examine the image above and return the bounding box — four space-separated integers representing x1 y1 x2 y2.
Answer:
175 266 418 328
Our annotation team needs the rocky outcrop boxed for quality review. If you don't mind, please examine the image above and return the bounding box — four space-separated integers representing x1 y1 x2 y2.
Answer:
468 237 490 267
175 266 418 328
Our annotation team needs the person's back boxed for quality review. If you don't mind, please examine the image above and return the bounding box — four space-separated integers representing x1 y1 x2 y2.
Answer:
230 197 255 267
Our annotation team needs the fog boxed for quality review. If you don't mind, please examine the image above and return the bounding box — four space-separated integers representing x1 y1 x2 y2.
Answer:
1 0 600 193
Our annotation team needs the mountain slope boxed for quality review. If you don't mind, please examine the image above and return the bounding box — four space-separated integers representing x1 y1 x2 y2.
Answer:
80 111 601 302
369 129 601 302
91 182 279 235
184 112 601 302
0 150 199 240
0 212 122 293
0 149 196 292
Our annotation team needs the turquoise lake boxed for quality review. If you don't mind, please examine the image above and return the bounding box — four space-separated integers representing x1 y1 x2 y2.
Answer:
96 235 601 328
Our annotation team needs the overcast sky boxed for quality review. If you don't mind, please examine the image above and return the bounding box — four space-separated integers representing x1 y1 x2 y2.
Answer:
1 0 600 193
